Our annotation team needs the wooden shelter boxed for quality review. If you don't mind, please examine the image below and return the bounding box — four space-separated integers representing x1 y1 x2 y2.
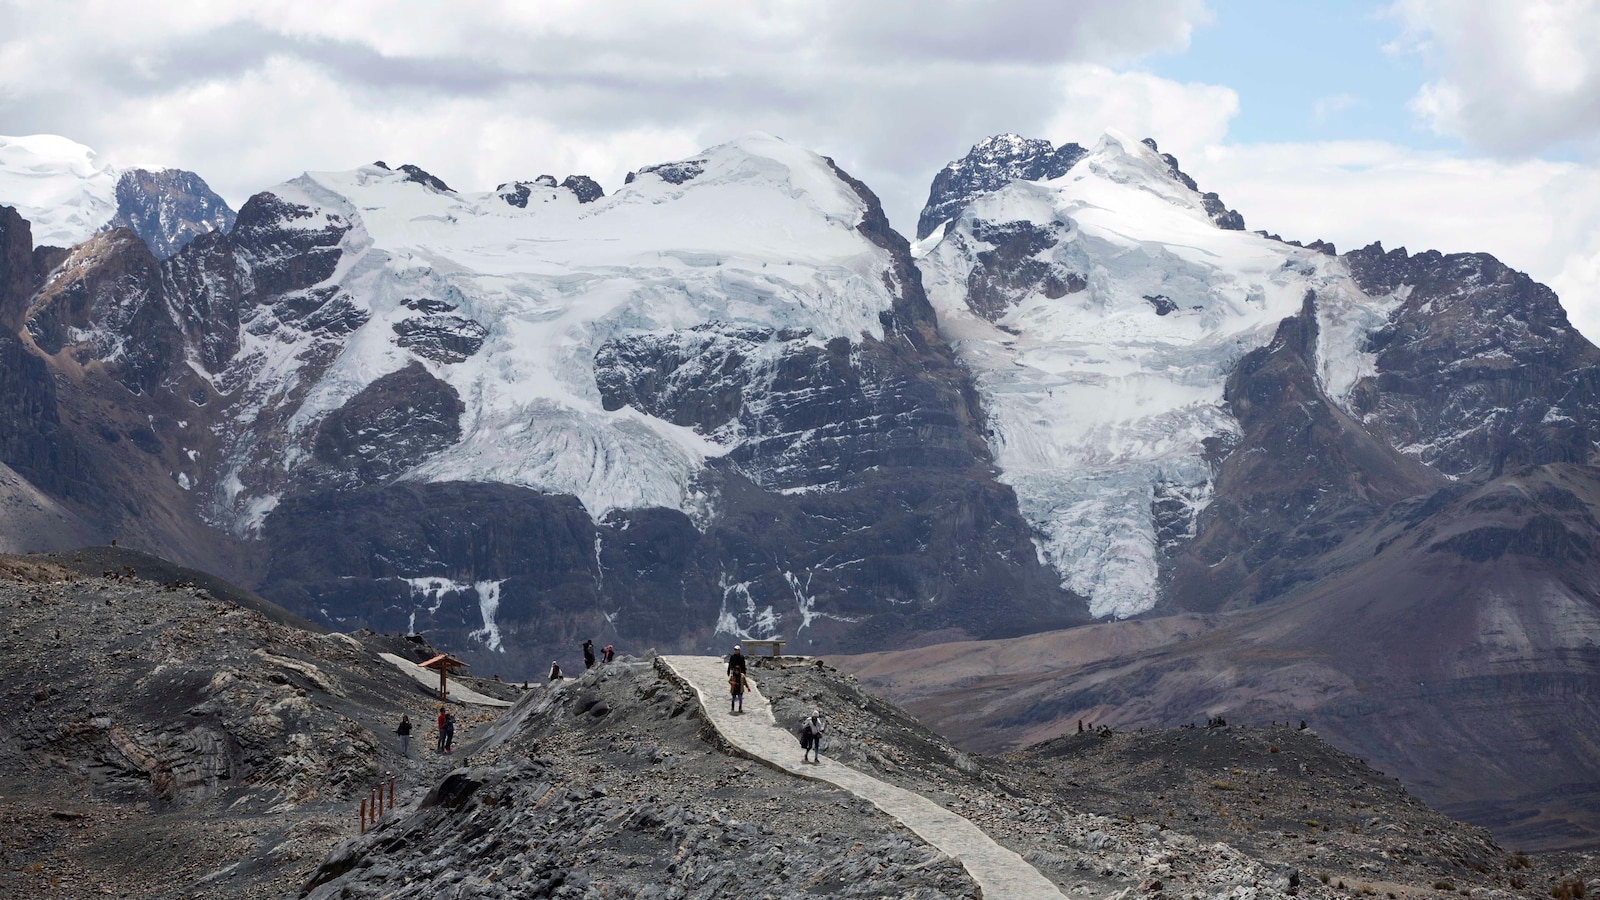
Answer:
419 653 469 700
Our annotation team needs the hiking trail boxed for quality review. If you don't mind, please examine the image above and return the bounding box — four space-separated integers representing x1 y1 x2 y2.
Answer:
660 655 1069 899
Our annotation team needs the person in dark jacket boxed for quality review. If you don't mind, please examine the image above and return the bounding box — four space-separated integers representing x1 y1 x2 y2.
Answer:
397 714 412 756
582 639 596 669
727 644 746 678
443 712 456 753
801 710 826 763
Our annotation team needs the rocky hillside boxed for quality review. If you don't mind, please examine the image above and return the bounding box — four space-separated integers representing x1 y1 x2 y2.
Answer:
304 654 1593 899
0 549 524 899
1 547 1594 897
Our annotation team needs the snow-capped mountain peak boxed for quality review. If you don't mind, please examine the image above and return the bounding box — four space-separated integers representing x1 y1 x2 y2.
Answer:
0 134 119 248
188 133 911 532
919 131 1378 618
1072 129 1213 217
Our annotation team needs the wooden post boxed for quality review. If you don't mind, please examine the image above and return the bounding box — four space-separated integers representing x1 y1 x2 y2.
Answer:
360 797 367 833
439 666 448 700
389 776 396 811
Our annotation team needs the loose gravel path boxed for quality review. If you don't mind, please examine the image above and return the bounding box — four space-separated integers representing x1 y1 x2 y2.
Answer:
661 655 1068 899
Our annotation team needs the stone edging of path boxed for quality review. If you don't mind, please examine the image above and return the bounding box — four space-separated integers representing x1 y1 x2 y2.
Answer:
658 655 1069 900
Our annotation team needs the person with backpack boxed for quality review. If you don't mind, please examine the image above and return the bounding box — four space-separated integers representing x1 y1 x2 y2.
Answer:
582 639 596 669
729 670 747 713
801 709 826 763
549 661 563 681
603 644 615 664
396 714 412 756
443 711 456 753
435 705 447 752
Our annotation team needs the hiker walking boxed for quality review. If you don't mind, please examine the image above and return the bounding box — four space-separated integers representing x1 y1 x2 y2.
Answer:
396 714 412 756
801 709 827 763
582 639 596 669
727 644 746 679
443 711 456 753
729 670 747 714
549 661 563 681
435 705 447 752
603 644 614 664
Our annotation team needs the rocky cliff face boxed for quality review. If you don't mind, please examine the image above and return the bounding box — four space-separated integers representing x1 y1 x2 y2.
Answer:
917 134 1087 240
107 168 237 259
1345 242 1600 478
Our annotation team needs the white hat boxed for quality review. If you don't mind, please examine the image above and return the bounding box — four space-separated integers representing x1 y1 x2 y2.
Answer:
734 644 742 649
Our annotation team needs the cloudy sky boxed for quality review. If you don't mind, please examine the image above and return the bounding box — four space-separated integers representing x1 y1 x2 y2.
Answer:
3 0 1600 336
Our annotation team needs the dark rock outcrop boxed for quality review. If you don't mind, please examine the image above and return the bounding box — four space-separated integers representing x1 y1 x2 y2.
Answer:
25 229 183 396
308 362 464 489
962 219 1085 322
1344 242 1600 479
917 135 1086 240
391 314 487 363
163 190 351 371
397 164 451 193
560 175 604 203
106 168 236 259
625 159 705 186
497 174 605 207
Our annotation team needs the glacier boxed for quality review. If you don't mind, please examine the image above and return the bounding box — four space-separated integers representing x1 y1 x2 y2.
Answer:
202 133 910 530
919 130 1392 618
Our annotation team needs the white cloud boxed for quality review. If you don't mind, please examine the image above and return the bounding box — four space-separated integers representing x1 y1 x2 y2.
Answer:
1390 0 1600 153
1188 141 1600 342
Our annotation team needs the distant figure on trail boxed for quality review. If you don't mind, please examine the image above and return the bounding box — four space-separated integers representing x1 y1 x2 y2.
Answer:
728 644 746 678
549 661 563 681
729 671 747 713
603 644 615 664
801 709 826 764
435 706 447 753
582 639 596 669
443 712 456 753
397 714 412 756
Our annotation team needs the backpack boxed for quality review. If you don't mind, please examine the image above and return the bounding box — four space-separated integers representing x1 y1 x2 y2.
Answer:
800 723 815 749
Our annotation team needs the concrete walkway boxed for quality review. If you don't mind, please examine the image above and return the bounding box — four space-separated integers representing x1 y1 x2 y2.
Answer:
660 655 1067 899
377 653 513 707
